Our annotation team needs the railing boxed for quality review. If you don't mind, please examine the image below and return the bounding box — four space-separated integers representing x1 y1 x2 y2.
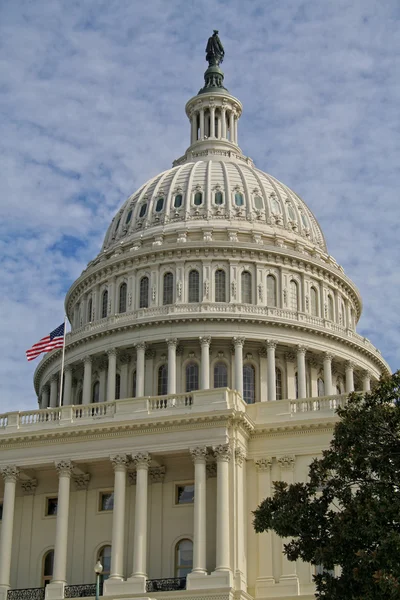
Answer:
73 402 115 419
7 589 45 600
65 583 102 598
148 393 193 411
290 394 347 413
146 578 186 592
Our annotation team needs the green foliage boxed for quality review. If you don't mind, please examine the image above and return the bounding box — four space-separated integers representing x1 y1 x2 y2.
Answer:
253 371 400 599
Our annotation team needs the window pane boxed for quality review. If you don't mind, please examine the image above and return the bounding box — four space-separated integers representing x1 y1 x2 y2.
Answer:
215 270 226 302
214 362 228 388
115 374 121 400
100 492 114 511
194 192 202 206
271 197 281 214
158 364 168 395
175 539 193 578
186 363 199 392
176 484 194 504
267 275 277 307
241 271 252 304
287 203 296 220
139 277 149 308
243 364 255 404
92 381 100 403
290 280 298 311
46 498 58 516
125 209 132 224
318 378 325 397
155 197 164 212
214 191 223 205
188 270 200 303
254 195 263 209
235 192 244 206
163 272 174 305
102 290 108 318
276 368 282 400
119 282 127 313
87 298 92 323
310 287 318 316
44 550 54 576
98 546 112 581
174 194 183 208
139 204 147 218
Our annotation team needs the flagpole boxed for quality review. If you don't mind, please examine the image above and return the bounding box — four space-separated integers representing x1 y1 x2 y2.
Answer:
58 315 67 408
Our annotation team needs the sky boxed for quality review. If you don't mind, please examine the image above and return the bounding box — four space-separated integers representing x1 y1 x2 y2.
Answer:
0 0 399 413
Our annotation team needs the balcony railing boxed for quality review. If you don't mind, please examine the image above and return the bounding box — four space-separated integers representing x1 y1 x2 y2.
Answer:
146 577 186 592
65 583 102 598
7 589 45 600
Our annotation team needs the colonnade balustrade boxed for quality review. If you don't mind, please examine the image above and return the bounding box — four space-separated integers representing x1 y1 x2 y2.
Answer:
0 443 241 599
38 338 372 410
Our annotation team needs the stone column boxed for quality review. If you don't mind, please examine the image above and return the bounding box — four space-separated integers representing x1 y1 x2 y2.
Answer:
296 346 307 399
82 356 92 405
130 452 151 589
107 349 117 402
362 370 371 392
221 108 227 138
235 447 246 588
0 466 19 600
191 113 197 144
41 385 50 409
309 357 319 397
345 361 355 393
233 337 245 397
266 341 277 401
229 111 235 142
255 459 274 591
48 460 73 597
166 338 177 395
189 448 207 578
200 336 211 390
323 353 333 396
213 444 232 578
50 375 58 408
98 360 107 403
63 365 73 406
135 343 146 398
210 106 215 138
258 347 268 402
234 116 238 144
199 109 205 140
277 456 298 590
108 455 129 581
285 352 296 399
119 354 130 400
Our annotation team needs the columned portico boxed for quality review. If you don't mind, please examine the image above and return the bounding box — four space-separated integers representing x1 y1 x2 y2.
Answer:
50 375 58 408
211 443 233 586
0 466 19 600
41 385 49 409
129 451 151 592
187 447 207 588
362 370 371 392
200 336 211 390
108 455 129 582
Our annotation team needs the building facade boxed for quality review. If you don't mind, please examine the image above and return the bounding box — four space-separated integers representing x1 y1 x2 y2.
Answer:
0 34 390 600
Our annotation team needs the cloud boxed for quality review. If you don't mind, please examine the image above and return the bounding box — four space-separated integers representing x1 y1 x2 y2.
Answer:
0 0 399 411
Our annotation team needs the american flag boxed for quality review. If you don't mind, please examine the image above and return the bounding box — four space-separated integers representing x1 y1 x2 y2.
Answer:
26 323 65 361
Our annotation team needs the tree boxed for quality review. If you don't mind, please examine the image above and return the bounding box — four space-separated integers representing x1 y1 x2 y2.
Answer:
253 371 400 600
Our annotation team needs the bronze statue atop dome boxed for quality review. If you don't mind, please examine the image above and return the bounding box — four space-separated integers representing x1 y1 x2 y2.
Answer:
206 30 225 67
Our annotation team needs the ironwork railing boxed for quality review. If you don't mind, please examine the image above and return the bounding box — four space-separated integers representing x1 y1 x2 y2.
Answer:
146 577 186 592
7 590 45 600
65 583 102 598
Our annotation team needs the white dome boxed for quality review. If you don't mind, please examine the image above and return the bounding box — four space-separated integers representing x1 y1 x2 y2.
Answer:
101 158 327 255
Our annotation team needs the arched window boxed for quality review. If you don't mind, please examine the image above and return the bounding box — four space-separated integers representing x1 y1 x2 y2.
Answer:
267 275 277 307
97 545 111 583
158 364 168 396
241 271 252 304
139 276 149 309
132 371 137 398
114 217 121 233
290 280 299 311
101 290 108 318
92 381 100 403
186 363 199 392
235 192 244 206
214 362 228 388
125 209 132 225
87 297 93 323
254 195 263 209
115 374 121 400
163 272 174 305
317 378 325 397
243 364 255 404
214 191 223 205
42 549 54 586
215 270 226 302
188 270 200 303
119 282 127 313
328 295 334 321
175 539 193 578
276 368 282 400
310 287 318 316
139 203 147 218
155 197 164 212
271 197 281 214
340 302 346 327
287 203 296 221
174 194 183 208
194 192 203 206
300 212 308 228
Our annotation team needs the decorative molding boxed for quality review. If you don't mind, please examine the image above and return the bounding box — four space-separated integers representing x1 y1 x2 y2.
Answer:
110 454 130 471
55 459 73 477
233 336 245 348
149 466 166 483
255 457 272 472
1 465 19 483
73 473 91 491
277 455 295 470
235 447 246 466
199 336 211 347
266 340 277 350
135 342 146 352
132 451 151 468
20 478 37 495
128 471 137 486
285 351 296 362
297 345 307 355
145 349 156 360
213 443 232 462
206 462 217 478
166 338 178 348
190 446 207 463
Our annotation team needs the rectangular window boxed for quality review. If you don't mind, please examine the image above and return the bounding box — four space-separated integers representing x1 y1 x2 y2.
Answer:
175 483 194 505
0 501 3 520
99 491 114 511
45 497 58 516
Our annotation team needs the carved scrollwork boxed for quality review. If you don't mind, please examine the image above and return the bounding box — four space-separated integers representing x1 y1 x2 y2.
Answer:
213 443 232 462
1 465 19 483
235 447 246 466
190 447 207 463
73 473 91 491
55 460 73 477
132 451 151 469
255 457 272 472
277 455 295 470
110 454 130 471
149 466 166 483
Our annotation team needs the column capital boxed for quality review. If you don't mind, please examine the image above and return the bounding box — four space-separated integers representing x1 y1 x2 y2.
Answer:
323 352 334 362
64 364 73 374
73 473 91 490
213 443 232 462
345 360 356 370
233 336 245 348
258 346 268 358
132 451 151 468
166 337 178 348
199 336 211 347
82 355 93 365
277 455 295 470
190 447 208 464
55 460 73 477
21 478 37 495
145 348 156 359
50 373 59 383
284 351 296 362
362 369 371 379
135 341 146 352
1 465 19 483
98 358 108 371
206 462 217 478
119 352 132 365
149 466 166 483
309 356 320 369
110 454 130 472
235 447 246 466
255 457 272 472
266 339 277 350
107 348 118 358
296 345 307 355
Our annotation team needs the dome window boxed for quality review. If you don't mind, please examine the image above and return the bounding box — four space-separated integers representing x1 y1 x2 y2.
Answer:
115 217 121 232
139 276 149 308
214 362 228 388
155 197 164 212
101 290 108 319
125 209 133 225
139 203 147 218
271 198 281 214
163 272 174 305
194 192 203 206
300 212 308 228
243 364 256 404
267 275 277 307
235 192 244 206
215 270 226 303
276 368 283 400
241 271 252 304
214 191 223 205
158 364 168 396
310 287 318 316
254 195 263 209
287 203 296 221
119 282 127 314
188 270 200 303
174 194 183 208
186 362 199 392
